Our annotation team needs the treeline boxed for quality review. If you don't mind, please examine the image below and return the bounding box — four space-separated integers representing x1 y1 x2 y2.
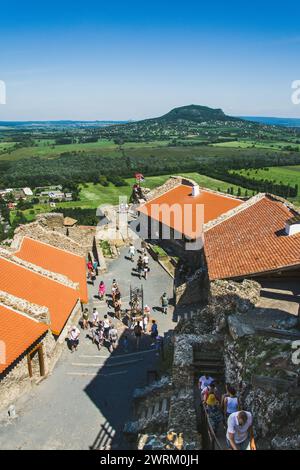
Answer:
212 170 298 199
54 208 99 226
2 148 300 201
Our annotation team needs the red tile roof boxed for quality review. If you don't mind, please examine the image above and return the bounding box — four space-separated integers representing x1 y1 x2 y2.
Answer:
15 237 88 303
205 195 300 280
140 185 242 238
0 257 80 335
0 304 48 374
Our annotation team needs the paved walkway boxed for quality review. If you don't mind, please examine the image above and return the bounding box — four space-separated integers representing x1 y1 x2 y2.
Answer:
0 242 175 450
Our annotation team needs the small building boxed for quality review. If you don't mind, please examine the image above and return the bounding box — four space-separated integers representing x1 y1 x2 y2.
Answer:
22 187 33 198
63 216 78 227
49 191 65 201
64 193 73 201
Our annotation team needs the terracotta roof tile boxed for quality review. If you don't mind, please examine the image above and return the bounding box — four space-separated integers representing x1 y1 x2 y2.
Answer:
15 237 88 303
140 184 242 238
0 257 79 335
0 304 48 374
205 196 300 280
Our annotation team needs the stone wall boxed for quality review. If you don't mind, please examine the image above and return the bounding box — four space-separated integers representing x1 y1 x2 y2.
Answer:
0 294 50 324
12 221 86 256
144 176 182 202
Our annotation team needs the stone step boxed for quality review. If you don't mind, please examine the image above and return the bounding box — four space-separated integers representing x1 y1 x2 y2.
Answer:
161 397 169 413
146 406 153 419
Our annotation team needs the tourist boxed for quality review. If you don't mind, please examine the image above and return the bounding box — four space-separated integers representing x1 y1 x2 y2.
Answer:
202 382 220 403
92 308 99 327
150 319 158 345
226 410 255 450
87 260 93 272
224 386 240 419
128 243 135 262
198 374 214 391
205 392 223 434
109 324 118 352
122 335 129 353
98 281 106 300
103 314 110 339
93 259 98 276
111 279 118 303
143 254 149 280
142 312 149 332
114 287 121 302
160 292 169 314
82 308 89 330
114 298 122 320
137 256 143 279
91 321 104 350
69 325 80 353
134 321 143 350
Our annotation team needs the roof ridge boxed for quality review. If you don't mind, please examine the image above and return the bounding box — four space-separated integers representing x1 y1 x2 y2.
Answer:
204 193 266 232
0 248 79 291
20 235 85 260
0 290 50 324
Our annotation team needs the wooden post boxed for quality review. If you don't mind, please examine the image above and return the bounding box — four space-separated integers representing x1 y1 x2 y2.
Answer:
27 353 33 378
38 344 45 377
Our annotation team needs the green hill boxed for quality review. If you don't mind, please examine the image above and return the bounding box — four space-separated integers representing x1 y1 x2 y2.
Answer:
147 104 243 124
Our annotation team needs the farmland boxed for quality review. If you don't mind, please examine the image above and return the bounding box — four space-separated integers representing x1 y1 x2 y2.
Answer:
231 165 300 203
10 172 248 223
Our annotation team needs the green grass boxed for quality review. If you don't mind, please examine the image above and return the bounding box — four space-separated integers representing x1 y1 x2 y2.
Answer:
0 139 172 161
232 165 300 203
12 172 248 223
212 140 298 151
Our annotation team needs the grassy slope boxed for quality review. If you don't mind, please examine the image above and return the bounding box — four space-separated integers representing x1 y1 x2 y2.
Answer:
232 166 300 203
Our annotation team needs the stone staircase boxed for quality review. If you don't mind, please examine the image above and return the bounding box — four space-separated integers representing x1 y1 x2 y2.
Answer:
193 348 225 382
123 396 170 435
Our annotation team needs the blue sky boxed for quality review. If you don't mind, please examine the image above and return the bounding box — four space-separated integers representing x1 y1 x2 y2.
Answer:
1 1 300 120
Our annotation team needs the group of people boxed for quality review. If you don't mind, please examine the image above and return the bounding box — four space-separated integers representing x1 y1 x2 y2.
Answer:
198 375 255 450
128 244 150 280
87 259 98 285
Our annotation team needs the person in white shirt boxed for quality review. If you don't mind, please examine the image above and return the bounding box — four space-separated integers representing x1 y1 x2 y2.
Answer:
128 243 135 262
69 326 80 352
226 411 255 450
198 374 214 391
92 308 99 326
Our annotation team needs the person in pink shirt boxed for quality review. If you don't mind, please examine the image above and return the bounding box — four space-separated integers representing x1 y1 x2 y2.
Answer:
98 280 106 300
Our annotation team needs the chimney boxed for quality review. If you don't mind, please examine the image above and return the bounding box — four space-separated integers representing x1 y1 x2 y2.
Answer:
192 184 200 197
285 215 300 236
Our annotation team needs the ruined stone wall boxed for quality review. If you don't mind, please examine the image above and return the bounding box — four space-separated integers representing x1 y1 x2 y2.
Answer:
11 221 86 256
144 176 182 202
0 294 50 324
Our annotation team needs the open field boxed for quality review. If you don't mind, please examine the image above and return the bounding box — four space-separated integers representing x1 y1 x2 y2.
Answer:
0 139 171 161
212 140 300 151
232 165 300 203
11 172 248 223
